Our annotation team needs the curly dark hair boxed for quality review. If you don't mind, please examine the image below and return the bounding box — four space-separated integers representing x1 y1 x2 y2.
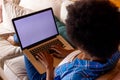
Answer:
66 0 120 59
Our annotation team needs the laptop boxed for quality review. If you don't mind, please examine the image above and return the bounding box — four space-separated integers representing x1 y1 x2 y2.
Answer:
12 8 74 74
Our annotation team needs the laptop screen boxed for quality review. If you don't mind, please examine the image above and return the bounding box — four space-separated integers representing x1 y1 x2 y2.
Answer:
12 8 58 49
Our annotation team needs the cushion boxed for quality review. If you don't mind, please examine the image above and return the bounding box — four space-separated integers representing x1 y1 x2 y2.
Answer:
97 59 120 80
113 72 120 80
4 55 28 80
19 0 62 19
60 0 74 23
0 0 33 35
19 0 52 11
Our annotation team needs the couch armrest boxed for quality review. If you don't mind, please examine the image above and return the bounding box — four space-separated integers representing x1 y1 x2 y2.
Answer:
97 59 120 80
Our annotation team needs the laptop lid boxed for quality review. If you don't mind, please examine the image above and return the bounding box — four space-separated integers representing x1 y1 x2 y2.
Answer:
12 8 59 50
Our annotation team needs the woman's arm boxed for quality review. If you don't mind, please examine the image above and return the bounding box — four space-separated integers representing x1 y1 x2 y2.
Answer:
36 52 54 80
46 66 54 80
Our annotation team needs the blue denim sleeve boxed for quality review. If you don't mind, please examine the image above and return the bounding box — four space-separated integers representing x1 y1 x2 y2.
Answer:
13 34 19 44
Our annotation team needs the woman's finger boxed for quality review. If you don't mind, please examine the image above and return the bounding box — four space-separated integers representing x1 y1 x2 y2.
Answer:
52 53 65 59
36 53 43 61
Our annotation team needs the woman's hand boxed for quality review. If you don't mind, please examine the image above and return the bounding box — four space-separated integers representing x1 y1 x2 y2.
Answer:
36 52 53 69
50 45 74 58
36 52 54 80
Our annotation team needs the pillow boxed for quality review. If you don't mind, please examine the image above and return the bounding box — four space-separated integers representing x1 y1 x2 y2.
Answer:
1 0 21 24
19 0 52 11
51 0 62 19
60 0 74 23
19 0 62 19
0 1 33 35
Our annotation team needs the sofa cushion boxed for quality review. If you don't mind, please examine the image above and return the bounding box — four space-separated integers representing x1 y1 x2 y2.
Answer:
19 0 52 11
0 0 33 35
60 0 74 23
4 55 28 80
97 59 120 80
19 0 62 20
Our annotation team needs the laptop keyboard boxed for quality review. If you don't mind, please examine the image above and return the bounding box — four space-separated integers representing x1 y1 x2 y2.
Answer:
30 39 65 57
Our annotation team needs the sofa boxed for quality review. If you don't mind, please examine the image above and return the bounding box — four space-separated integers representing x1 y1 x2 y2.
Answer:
0 0 120 80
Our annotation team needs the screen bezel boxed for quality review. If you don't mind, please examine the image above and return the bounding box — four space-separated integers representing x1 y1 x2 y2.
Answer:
12 8 59 50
